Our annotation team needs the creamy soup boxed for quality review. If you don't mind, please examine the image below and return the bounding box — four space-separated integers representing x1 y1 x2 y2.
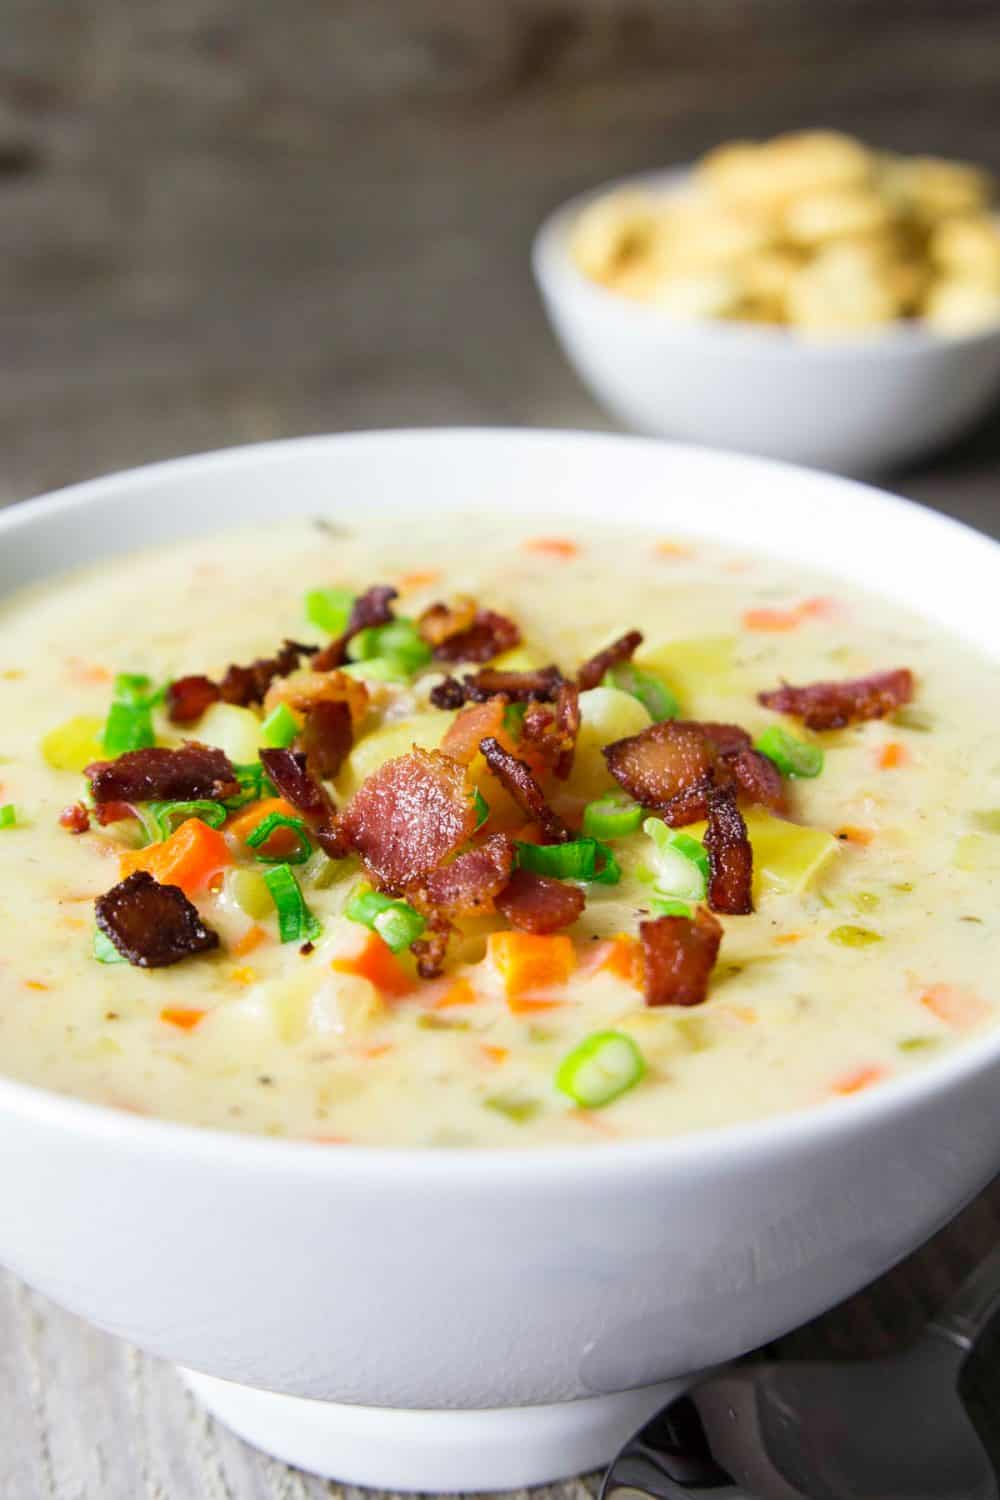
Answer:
0 515 997 1146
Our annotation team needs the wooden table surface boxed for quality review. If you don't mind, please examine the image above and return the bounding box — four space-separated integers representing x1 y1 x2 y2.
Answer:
4 3 1000 1495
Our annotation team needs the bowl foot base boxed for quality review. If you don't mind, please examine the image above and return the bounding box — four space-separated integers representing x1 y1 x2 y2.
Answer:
179 1367 683 1492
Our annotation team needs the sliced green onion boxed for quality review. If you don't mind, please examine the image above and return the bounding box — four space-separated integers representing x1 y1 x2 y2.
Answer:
226 867 273 920
483 1094 542 1124
503 701 527 738
828 924 882 947
514 837 620 885
755 725 824 779
649 897 693 918
347 618 431 675
341 657 412 683
471 788 490 829
643 817 709 901
224 762 277 811
582 793 643 840
260 702 299 749
345 883 426 952
304 586 354 635
246 812 313 865
604 663 679 722
139 799 227 842
113 672 156 705
93 928 126 964
555 1030 646 1109
102 672 160 757
263 863 323 943
0 804 16 829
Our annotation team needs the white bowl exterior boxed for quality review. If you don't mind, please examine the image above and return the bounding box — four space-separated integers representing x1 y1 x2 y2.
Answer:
533 176 1000 472
2 429 1000 1409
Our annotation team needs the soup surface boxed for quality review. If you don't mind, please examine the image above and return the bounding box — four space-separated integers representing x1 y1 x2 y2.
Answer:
0 514 997 1146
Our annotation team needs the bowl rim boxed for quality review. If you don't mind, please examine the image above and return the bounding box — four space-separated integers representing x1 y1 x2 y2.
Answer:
532 163 1000 357
6 424 1000 1182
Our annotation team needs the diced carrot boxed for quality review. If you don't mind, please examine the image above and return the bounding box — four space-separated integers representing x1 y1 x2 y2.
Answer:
441 699 509 765
512 821 544 845
231 924 267 958
507 995 566 1013
798 596 838 620
832 1063 887 1095
160 1006 206 1031
773 932 803 945
877 742 909 770
65 657 112 686
228 966 257 986
921 984 991 1031
361 1042 394 1059
742 606 803 633
227 797 302 857
523 537 579 559
597 933 643 986
120 817 233 896
654 540 693 559
481 1044 509 1064
435 977 478 1009
837 825 875 846
488 930 575 1002
24 979 49 991
331 932 416 999
397 568 441 590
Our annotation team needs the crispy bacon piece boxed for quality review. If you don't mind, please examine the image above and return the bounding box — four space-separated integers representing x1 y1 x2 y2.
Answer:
166 674 221 726
410 921 452 981
298 700 353 780
462 664 563 703
479 736 567 843
219 640 318 708
430 609 521 665
577 630 644 692
59 802 90 834
758 668 914 732
704 786 753 915
522 682 581 780
429 675 467 710
95 870 219 968
313 585 399 671
728 746 786 815
418 596 478 648
339 748 476 891
86 744 239 806
410 833 515 919
640 908 723 1007
263 668 368 727
604 721 718 813
440 697 508 765
495 869 585 933
259 748 344 858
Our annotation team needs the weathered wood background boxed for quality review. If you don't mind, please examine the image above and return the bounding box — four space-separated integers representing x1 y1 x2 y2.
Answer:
3 2 1000 1495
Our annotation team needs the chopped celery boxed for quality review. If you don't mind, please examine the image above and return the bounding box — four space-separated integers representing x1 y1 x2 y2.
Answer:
93 929 126 964
828 925 882 947
971 810 1000 834
483 1094 542 1123
304 586 354 635
891 707 935 733
226 867 273 921
0 804 16 830
260 702 299 749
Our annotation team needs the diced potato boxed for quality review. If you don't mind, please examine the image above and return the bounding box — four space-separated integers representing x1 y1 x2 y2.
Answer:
638 636 737 718
567 686 651 799
699 131 873 213
41 714 105 772
308 975 383 1038
685 808 838 898
193 702 264 763
491 646 544 672
568 191 658 282
784 188 893 248
786 242 901 334
224 867 273 921
924 278 1000 334
885 155 993 225
929 215 1000 284
336 710 453 799
651 271 743 320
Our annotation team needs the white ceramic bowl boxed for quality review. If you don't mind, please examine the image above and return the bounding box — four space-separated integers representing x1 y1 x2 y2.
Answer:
533 169 1000 474
5 430 1000 1491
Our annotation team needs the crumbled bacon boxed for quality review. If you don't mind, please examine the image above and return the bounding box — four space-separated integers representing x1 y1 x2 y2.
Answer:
86 744 239 806
462 664 563 703
728 747 786 814
495 869 585 933
220 640 318 708
298 699 353 780
258 748 344 857
312 585 399 671
522 682 581 780
440 697 509 765
59 802 90 834
577 630 644 692
409 833 515 919
604 721 718 815
165 674 221 726
263 668 368 727
640 907 723 1007
410 922 452 981
430 609 522 665
704 786 753 915
479 736 568 843
418 597 478 648
95 870 219 968
339 748 477 891
429 676 467 710
758 668 914 732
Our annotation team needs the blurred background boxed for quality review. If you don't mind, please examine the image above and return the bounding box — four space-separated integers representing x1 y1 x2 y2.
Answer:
4 0 1000 517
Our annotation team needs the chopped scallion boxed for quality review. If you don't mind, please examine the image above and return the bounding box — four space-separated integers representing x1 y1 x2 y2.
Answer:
643 817 708 902
649 897 693 918
260 702 299 749
582 793 643 840
246 812 314 865
341 657 412 683
472 787 490 829
515 837 620 885
755 725 824 779
555 1030 645 1109
347 618 431 675
93 928 126 964
604 663 679 722
345 883 426 952
224 762 277 811
0 804 16 829
263 863 323 943
140 799 227 842
503 701 527 738
304 586 354 636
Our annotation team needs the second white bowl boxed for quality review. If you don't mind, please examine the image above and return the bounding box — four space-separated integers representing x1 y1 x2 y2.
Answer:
533 168 1000 474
